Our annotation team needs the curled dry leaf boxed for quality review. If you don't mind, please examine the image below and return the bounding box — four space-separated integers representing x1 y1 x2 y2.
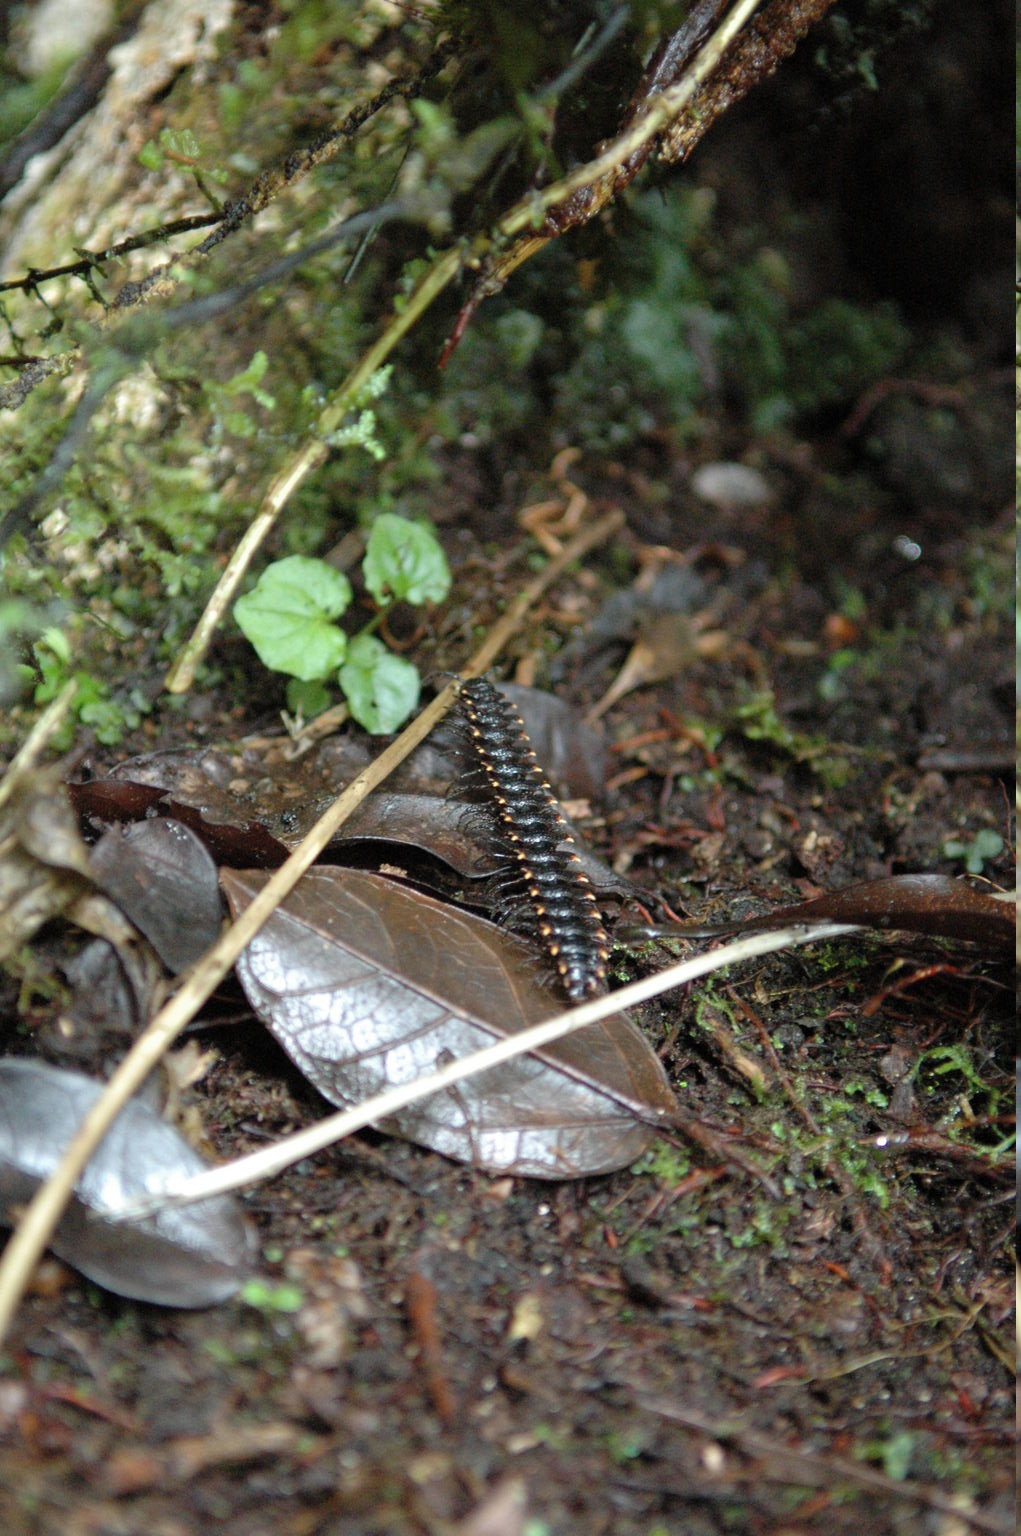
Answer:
747 874 1011 953
0 771 92 963
70 776 289 869
588 611 711 722
329 789 496 876
637 874 1014 954
0 1059 256 1307
757 874 1014 951
87 682 606 835
72 772 625 916
222 867 676 1179
71 692 625 907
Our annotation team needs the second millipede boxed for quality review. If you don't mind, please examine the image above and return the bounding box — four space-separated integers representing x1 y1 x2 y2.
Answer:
457 679 609 1002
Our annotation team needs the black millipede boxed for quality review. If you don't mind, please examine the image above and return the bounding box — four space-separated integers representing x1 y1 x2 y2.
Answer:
456 678 609 1002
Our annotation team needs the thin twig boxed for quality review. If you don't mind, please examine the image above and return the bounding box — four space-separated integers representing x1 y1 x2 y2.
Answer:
439 0 843 362
495 0 766 241
0 508 622 1345
0 216 222 297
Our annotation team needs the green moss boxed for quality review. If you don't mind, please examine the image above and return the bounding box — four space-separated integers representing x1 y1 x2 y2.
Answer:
630 1139 692 1183
733 683 855 787
962 535 1013 620
529 1421 572 1453
780 297 909 417
551 187 910 447
605 1428 650 1464
727 1198 794 1253
240 1279 305 1313
912 1042 1012 1134
201 1328 282 1366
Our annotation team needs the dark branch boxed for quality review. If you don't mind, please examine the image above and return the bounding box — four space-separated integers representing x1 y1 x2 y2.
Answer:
0 216 223 298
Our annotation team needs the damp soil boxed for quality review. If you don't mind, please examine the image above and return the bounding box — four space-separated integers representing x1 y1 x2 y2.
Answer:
1 454 1013 1536
0 7 1014 1536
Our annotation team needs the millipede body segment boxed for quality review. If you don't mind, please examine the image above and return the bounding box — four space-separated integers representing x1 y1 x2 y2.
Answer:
457 678 609 1001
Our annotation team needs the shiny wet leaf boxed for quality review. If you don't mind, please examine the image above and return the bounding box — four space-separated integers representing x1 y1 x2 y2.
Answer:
222 866 676 1179
0 1059 256 1306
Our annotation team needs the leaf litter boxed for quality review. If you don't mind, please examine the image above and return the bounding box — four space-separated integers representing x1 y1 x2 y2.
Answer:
221 865 676 1179
3 675 1012 1311
89 817 223 972
625 872 1013 953
0 1058 255 1306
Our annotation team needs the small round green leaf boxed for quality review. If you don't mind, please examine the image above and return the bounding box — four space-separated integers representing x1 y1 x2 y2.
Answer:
339 634 420 734
138 138 164 171
234 556 352 680
362 514 450 608
285 677 333 718
159 126 201 160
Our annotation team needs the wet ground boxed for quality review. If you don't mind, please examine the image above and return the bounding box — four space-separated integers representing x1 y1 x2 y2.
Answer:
1 446 1013 1535
0 4 1014 1533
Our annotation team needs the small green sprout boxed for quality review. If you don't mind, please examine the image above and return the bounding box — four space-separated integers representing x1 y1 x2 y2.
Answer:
942 829 1004 874
233 514 449 733
138 126 230 196
239 1279 304 1313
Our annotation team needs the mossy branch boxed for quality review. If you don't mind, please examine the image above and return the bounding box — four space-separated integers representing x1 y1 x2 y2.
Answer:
0 43 455 414
165 0 770 692
0 215 222 302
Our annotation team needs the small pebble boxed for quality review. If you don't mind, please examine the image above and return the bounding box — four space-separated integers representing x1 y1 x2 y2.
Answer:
691 462 774 508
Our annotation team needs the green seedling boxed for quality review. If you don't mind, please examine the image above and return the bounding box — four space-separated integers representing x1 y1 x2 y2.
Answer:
138 126 230 207
234 512 450 733
16 626 149 747
942 829 1004 874
239 1279 305 1313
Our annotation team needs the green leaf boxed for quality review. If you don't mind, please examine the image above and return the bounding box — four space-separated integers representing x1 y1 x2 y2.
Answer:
30 629 73 702
362 514 450 608
158 126 201 161
220 409 255 437
79 699 126 746
234 556 352 680
220 351 275 409
285 677 332 717
943 829 1004 874
39 626 71 666
240 1280 304 1313
339 634 419 734
879 1430 915 1482
138 138 164 171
